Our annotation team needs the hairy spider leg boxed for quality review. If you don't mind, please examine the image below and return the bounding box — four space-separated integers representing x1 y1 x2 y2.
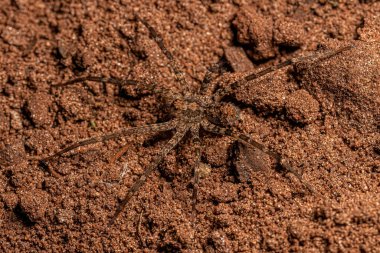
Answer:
137 16 216 110
201 121 314 192
200 59 230 95
189 124 202 248
109 123 189 226
136 210 146 247
54 74 187 107
136 16 197 97
52 76 137 87
213 45 354 102
54 75 170 98
190 124 202 212
41 120 178 165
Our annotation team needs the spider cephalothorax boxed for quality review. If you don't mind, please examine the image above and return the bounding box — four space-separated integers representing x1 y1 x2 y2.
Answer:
41 15 352 227
173 98 205 122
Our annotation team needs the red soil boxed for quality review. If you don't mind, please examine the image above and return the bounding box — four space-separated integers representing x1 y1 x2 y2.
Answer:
0 1 379 252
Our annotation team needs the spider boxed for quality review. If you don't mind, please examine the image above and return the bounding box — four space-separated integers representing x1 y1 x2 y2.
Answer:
40 15 352 226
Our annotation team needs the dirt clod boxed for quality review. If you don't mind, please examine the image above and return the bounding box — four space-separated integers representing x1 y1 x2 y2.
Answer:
232 7 275 61
285 89 320 124
274 17 306 49
25 92 53 127
1 192 19 209
18 189 49 223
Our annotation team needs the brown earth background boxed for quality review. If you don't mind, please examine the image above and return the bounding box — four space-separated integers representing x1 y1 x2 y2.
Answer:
0 0 379 252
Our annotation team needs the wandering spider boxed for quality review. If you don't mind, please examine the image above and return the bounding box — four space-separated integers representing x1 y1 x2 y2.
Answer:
40 15 352 226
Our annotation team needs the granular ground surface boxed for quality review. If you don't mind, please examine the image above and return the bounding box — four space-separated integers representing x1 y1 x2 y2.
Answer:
0 1 379 252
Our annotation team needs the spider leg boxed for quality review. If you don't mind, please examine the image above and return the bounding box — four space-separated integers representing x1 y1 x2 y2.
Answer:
213 45 353 102
108 123 189 226
136 16 191 93
53 76 139 88
190 124 202 212
200 59 230 95
201 121 275 156
189 124 202 249
201 121 314 192
41 119 178 164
